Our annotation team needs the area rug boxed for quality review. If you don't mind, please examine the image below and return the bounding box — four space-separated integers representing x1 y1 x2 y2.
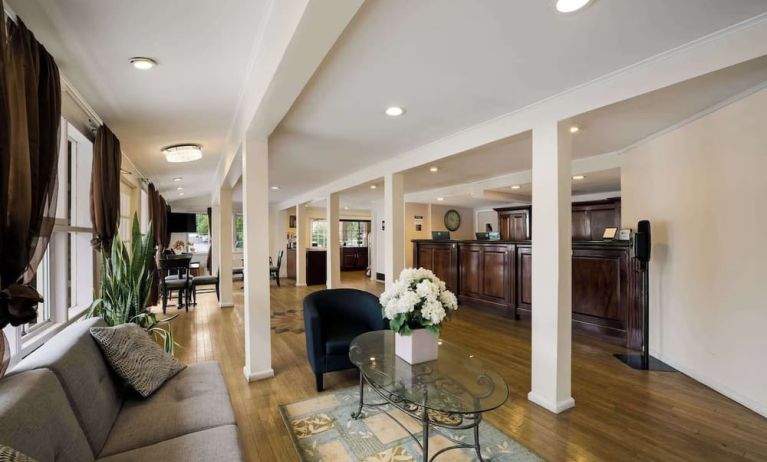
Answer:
280 386 541 461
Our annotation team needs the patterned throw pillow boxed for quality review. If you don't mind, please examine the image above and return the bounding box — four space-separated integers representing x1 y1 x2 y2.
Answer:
90 323 186 398
0 445 37 462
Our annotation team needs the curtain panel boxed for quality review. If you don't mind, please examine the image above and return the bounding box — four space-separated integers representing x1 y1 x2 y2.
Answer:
90 125 122 252
0 12 61 329
206 206 212 274
146 183 170 307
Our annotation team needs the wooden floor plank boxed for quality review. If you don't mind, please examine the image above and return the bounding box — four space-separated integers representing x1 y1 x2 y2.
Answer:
155 271 767 462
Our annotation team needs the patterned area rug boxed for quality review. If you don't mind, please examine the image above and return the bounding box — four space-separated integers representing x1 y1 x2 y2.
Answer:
271 309 304 334
280 386 541 461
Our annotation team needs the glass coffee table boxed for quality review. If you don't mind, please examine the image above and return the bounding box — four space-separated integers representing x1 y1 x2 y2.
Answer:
349 331 509 461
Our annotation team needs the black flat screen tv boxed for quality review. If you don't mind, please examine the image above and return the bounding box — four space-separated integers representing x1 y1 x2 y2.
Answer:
168 212 196 233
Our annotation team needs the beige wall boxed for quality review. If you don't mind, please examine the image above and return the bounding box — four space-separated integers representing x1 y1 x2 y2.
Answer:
429 204 475 240
621 88 767 417
405 203 430 267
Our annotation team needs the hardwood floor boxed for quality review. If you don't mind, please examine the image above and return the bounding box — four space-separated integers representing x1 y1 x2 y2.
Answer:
159 272 767 462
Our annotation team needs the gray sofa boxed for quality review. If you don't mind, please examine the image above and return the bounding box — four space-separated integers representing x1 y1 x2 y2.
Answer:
0 318 244 462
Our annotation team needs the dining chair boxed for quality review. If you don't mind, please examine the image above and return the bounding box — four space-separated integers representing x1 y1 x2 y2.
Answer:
158 255 193 314
270 250 284 287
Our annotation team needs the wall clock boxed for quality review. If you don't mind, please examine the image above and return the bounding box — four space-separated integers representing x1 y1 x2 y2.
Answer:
444 209 461 232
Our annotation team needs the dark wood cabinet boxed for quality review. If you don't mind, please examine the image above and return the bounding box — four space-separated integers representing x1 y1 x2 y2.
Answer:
413 239 641 349
571 198 621 241
286 248 296 279
415 242 458 292
341 247 368 271
495 206 531 241
306 250 327 286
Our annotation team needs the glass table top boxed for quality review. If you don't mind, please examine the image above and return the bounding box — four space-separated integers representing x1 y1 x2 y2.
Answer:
349 331 509 415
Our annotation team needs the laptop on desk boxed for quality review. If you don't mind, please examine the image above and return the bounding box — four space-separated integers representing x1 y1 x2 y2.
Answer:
432 231 451 240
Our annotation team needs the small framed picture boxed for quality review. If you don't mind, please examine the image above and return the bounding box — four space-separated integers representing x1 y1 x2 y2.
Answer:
602 227 618 240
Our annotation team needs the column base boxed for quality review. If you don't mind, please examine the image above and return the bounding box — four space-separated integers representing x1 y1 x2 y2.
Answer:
218 302 235 308
527 391 575 414
243 366 275 382
295 282 307 287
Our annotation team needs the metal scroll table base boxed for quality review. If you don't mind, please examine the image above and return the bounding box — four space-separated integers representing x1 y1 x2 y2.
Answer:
350 371 488 462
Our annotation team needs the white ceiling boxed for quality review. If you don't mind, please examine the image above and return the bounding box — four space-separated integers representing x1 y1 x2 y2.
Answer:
331 56 767 210
7 0 270 206
269 0 767 204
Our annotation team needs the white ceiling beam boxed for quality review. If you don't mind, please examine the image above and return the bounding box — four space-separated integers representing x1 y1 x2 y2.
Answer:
276 14 767 210
215 0 364 195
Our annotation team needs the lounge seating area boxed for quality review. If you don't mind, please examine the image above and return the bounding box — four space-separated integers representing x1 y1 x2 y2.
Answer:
0 318 242 462
2 1 767 461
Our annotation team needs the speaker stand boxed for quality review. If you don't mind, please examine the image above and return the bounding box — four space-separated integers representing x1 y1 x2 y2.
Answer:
615 259 677 372
614 353 677 371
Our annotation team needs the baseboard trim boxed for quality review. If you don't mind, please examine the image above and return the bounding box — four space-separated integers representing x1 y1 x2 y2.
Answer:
295 282 307 287
527 392 575 414
650 350 767 418
243 366 275 382
218 302 234 308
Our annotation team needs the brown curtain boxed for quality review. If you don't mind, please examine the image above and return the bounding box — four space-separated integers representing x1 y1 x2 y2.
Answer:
0 13 61 328
206 206 212 274
146 183 170 307
90 125 122 252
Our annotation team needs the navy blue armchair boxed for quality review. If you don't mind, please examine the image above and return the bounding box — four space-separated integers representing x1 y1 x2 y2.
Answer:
303 289 387 391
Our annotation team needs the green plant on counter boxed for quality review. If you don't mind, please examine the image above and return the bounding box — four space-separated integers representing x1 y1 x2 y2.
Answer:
87 213 178 354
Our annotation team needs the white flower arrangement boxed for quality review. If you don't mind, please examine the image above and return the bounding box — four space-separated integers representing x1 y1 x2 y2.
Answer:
380 268 458 336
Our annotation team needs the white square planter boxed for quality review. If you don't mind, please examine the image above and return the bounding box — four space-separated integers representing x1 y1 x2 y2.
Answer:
395 329 439 364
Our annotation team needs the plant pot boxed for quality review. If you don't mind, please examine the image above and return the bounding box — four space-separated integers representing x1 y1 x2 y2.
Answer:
395 329 439 364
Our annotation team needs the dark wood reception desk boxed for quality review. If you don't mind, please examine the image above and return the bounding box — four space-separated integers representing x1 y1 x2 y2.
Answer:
413 239 642 349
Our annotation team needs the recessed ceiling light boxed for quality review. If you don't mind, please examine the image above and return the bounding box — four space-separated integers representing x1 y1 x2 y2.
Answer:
173 177 182 182
370 184 377 189
178 192 185 196
344 206 349 210
429 166 439 173
176 186 183 191
162 144 202 163
573 175 586 180
385 106 405 117
129 57 157 70
437 197 444 201
511 185 521 190
555 0 593 13
271 186 280 190
569 125 580 134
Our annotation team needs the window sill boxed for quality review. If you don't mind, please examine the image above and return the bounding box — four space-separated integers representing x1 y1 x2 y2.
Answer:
20 321 66 358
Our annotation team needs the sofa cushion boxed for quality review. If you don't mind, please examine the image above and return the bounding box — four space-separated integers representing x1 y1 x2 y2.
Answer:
0 369 94 462
10 317 122 455
90 323 186 398
98 362 236 457
97 425 242 462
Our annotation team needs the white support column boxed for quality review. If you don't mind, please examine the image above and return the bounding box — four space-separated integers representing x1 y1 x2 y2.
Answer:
217 188 234 308
384 172 405 289
211 204 221 276
296 202 309 286
242 137 274 382
326 192 341 289
528 121 575 414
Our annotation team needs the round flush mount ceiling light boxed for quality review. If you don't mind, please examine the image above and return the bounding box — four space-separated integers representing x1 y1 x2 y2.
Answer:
385 106 405 117
176 187 183 191
511 185 521 190
162 144 202 163
555 0 592 13
129 57 157 70
178 192 185 196
573 175 586 180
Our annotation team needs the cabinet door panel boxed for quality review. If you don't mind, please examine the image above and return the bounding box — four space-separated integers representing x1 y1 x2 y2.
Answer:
572 254 622 321
572 210 590 241
589 208 619 241
432 248 455 292
459 248 482 297
481 250 508 301
517 249 532 309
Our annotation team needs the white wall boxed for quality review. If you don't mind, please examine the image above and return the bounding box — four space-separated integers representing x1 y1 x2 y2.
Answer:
475 209 498 233
621 88 767 417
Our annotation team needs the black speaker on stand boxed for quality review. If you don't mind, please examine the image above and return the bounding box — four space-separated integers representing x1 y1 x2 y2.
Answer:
615 220 677 371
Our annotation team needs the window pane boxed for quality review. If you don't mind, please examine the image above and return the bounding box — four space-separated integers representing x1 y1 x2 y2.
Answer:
234 214 244 249
311 219 328 248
